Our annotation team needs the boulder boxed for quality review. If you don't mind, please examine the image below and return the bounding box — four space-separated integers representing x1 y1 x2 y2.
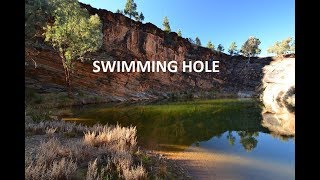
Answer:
261 58 295 135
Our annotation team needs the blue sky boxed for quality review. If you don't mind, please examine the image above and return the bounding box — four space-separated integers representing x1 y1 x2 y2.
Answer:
79 0 294 57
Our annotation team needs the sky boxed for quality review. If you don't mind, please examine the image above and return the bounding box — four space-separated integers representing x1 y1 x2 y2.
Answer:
79 0 295 57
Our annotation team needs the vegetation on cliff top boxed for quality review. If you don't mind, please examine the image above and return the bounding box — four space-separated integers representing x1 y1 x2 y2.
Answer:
195 37 201 46
228 42 238 56
240 36 261 63
123 0 145 22
206 40 215 51
217 44 225 53
26 0 294 64
162 16 171 33
267 37 295 55
177 29 182 37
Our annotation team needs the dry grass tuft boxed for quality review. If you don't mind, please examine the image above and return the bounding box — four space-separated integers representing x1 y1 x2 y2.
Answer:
45 127 57 137
25 120 90 136
84 131 97 146
86 158 105 180
122 164 147 180
83 124 137 152
25 121 146 180
49 158 77 179
25 157 77 180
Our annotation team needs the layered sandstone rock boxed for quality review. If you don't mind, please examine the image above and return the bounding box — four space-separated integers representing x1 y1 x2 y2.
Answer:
25 3 273 101
260 58 295 135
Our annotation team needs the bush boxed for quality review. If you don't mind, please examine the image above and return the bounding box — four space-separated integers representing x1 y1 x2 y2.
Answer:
25 121 147 179
25 88 43 105
25 138 78 179
25 106 51 123
122 164 146 180
83 124 137 152
26 158 77 180
86 159 105 180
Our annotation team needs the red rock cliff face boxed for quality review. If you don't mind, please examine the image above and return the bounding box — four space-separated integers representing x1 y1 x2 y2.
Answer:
25 3 272 101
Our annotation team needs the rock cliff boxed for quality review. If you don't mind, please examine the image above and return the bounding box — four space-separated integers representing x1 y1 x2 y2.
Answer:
25 3 273 101
260 58 295 135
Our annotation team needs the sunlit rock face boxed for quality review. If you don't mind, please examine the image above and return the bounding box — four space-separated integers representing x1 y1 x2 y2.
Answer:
261 58 295 136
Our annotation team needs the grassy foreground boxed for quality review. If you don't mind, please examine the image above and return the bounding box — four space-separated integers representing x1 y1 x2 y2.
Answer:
25 116 191 179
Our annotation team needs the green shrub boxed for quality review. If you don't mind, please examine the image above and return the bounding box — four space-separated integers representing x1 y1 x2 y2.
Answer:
25 88 43 105
26 106 51 122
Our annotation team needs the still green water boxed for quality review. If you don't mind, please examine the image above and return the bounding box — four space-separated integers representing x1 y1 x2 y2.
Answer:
65 98 294 179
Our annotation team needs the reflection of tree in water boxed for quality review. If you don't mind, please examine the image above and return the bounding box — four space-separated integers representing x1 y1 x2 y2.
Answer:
172 120 186 137
237 131 259 152
74 99 270 151
226 131 236 146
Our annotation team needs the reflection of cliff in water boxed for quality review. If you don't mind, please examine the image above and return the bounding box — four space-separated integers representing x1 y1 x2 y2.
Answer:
260 58 295 136
71 99 270 151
